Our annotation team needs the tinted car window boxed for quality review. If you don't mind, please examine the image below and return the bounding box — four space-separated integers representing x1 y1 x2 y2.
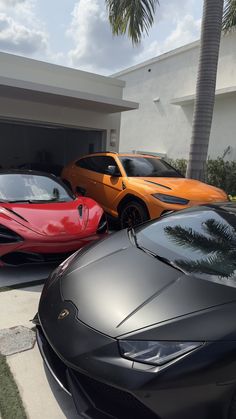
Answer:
0 174 73 203
136 207 236 286
76 158 91 170
77 156 119 175
119 157 183 178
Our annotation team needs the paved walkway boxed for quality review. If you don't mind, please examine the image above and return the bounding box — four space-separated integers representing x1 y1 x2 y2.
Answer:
0 283 79 419
8 346 78 419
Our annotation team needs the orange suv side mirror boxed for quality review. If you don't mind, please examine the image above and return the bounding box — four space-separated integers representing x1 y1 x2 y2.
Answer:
107 165 120 177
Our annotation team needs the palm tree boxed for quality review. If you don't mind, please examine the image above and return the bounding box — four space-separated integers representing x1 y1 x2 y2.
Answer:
106 0 236 181
105 0 158 44
186 0 224 181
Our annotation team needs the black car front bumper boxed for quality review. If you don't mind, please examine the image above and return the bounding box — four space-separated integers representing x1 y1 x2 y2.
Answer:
36 316 236 419
36 325 157 419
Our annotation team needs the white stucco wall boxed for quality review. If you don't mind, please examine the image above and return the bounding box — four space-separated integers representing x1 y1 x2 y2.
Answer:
115 31 236 161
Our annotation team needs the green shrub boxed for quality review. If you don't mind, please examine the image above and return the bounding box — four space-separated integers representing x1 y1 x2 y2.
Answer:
166 158 187 176
206 158 236 196
165 157 236 195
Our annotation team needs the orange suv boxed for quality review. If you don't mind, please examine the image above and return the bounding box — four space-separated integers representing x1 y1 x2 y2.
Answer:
62 152 228 228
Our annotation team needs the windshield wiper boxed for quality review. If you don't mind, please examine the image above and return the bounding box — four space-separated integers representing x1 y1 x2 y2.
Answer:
9 200 51 204
143 246 185 273
9 199 69 204
128 227 185 273
8 200 34 203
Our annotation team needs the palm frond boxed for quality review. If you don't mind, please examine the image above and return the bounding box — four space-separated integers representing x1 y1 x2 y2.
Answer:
105 0 159 44
203 218 236 245
223 0 236 32
164 225 223 253
175 253 236 279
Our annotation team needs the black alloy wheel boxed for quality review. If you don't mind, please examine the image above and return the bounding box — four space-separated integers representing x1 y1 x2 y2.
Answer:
120 201 149 229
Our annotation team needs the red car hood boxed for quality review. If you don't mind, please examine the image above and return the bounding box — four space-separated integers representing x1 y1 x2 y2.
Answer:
1 199 91 237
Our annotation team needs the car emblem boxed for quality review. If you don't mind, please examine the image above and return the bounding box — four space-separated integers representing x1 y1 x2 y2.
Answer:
58 309 70 320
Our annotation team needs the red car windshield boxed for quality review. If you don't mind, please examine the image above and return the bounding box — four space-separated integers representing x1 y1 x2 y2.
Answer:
0 173 73 203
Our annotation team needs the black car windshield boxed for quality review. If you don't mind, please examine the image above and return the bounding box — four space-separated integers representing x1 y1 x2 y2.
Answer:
136 206 236 287
119 157 183 178
0 174 73 203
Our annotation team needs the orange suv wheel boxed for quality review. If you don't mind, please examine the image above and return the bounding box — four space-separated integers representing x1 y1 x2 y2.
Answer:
119 200 149 229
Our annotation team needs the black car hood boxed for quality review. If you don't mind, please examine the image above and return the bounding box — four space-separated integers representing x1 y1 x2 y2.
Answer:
61 230 236 338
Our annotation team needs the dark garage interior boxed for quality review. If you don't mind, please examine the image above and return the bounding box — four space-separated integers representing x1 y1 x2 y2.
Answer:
0 120 105 176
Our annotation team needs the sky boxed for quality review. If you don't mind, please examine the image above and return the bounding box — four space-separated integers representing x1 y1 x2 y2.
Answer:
0 0 203 75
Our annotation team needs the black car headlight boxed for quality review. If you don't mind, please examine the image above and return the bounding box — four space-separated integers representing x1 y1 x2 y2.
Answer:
0 224 23 243
119 340 203 366
152 194 189 205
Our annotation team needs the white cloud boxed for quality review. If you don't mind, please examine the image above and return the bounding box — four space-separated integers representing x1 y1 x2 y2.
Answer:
141 14 200 59
164 14 201 50
156 0 199 23
0 0 202 74
0 0 49 55
0 12 48 53
67 0 143 74
66 0 202 74
0 0 26 8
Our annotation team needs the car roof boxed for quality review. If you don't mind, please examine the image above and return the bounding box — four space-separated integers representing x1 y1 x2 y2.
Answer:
0 169 59 181
169 202 236 220
77 152 161 159
205 201 236 214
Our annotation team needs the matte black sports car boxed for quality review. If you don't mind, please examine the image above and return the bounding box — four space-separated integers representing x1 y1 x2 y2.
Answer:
35 203 236 419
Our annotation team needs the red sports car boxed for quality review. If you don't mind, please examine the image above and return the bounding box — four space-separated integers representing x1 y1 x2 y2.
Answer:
0 170 107 266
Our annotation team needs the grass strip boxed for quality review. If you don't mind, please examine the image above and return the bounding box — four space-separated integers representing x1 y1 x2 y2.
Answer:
0 354 27 419
0 278 46 293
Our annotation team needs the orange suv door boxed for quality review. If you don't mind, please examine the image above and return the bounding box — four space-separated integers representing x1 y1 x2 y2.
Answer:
76 155 123 215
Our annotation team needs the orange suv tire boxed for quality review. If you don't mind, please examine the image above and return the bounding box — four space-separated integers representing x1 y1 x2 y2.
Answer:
119 200 149 229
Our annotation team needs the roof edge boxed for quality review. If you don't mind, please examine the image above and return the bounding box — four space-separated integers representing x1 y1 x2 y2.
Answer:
111 40 200 77
0 51 126 88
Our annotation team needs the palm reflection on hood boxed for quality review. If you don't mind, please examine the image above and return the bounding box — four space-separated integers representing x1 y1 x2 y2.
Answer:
164 218 236 279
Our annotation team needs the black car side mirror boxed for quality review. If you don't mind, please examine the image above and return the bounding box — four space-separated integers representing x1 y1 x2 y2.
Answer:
107 165 120 177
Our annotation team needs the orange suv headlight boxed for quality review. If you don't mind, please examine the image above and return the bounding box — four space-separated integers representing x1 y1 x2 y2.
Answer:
152 194 189 205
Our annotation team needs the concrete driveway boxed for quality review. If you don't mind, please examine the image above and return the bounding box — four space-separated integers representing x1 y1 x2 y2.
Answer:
0 266 80 418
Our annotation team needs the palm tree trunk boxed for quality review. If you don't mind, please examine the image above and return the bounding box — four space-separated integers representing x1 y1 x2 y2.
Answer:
186 0 224 181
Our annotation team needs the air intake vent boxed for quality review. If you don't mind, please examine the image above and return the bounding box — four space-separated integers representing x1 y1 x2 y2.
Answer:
78 205 83 217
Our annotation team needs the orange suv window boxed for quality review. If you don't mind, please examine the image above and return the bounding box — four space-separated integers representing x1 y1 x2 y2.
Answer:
119 157 183 178
77 156 120 175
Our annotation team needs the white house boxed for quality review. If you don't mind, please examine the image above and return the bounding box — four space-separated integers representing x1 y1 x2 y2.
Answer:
114 31 236 161
0 52 138 172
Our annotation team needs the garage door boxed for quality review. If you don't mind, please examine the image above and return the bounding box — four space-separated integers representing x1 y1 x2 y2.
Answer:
0 120 105 176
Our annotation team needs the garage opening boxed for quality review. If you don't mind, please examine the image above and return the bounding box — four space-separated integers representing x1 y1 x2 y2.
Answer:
0 120 105 176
